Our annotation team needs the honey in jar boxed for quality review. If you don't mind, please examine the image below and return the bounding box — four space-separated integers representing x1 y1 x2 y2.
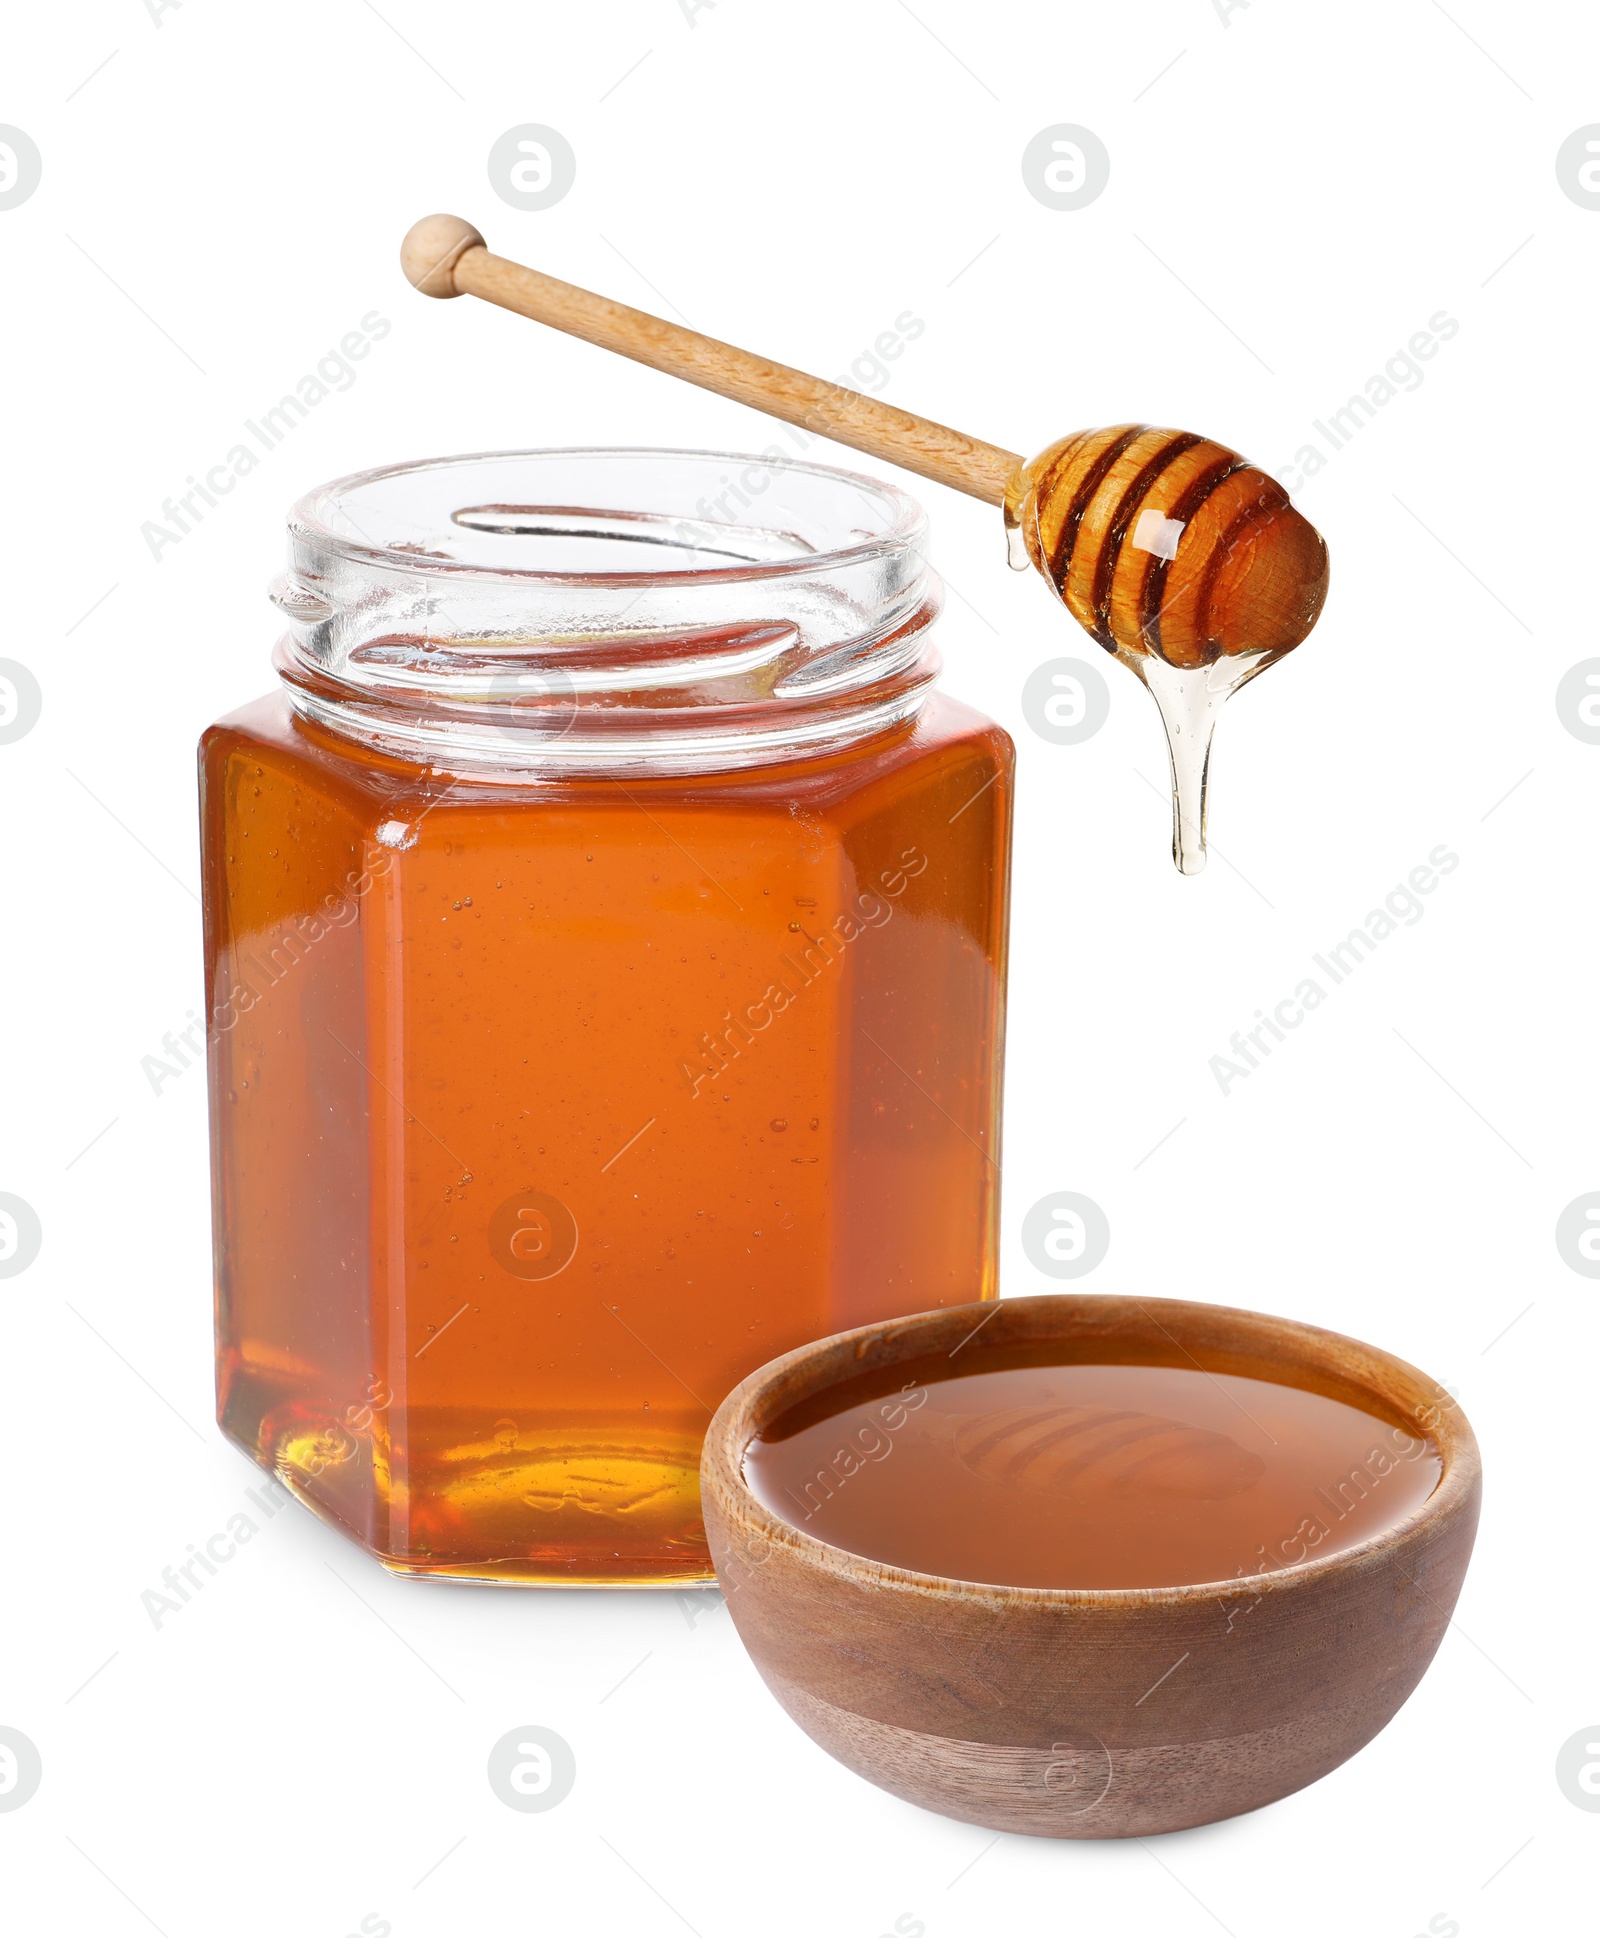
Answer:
201 449 1013 1584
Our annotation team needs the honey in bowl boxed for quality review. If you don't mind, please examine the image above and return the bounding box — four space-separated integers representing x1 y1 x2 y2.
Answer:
742 1346 1442 1591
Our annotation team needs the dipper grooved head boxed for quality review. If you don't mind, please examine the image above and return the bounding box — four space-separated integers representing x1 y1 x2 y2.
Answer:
1007 425 1329 667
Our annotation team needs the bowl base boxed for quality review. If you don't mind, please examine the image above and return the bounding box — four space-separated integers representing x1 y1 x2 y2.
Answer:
766 1673 1391 1838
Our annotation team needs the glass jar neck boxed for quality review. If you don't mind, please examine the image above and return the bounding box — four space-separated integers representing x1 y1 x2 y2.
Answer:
270 448 943 777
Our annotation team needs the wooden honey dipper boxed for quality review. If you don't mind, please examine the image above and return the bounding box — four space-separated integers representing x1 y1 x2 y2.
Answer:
401 214 1329 873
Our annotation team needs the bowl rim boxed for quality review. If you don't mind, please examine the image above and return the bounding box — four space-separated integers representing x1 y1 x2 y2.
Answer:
701 1292 1481 1609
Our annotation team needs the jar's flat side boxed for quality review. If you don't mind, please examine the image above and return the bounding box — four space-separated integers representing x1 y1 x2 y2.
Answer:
200 704 394 1554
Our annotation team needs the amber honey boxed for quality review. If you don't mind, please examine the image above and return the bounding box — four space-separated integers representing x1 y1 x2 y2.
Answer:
744 1347 1442 1590
204 451 1012 1583
204 696 1008 1582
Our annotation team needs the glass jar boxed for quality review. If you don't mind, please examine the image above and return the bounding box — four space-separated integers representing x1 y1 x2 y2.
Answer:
200 448 1013 1585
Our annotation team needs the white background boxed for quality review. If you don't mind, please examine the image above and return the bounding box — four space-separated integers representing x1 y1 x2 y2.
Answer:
2 1 1595 1932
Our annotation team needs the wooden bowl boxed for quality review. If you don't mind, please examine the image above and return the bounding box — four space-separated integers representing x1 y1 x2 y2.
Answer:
700 1294 1480 1839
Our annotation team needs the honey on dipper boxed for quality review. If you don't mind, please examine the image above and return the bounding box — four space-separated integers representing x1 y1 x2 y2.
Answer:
1007 424 1328 871
402 214 1331 874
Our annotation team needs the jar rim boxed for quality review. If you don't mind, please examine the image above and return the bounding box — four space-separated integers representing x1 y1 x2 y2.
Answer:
289 445 929 590
275 445 944 776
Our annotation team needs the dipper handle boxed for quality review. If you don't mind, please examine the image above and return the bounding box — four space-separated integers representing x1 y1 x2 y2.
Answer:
400 214 1021 504
400 215 1333 878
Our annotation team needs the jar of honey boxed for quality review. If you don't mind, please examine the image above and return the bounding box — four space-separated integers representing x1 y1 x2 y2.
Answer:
200 448 1013 1584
